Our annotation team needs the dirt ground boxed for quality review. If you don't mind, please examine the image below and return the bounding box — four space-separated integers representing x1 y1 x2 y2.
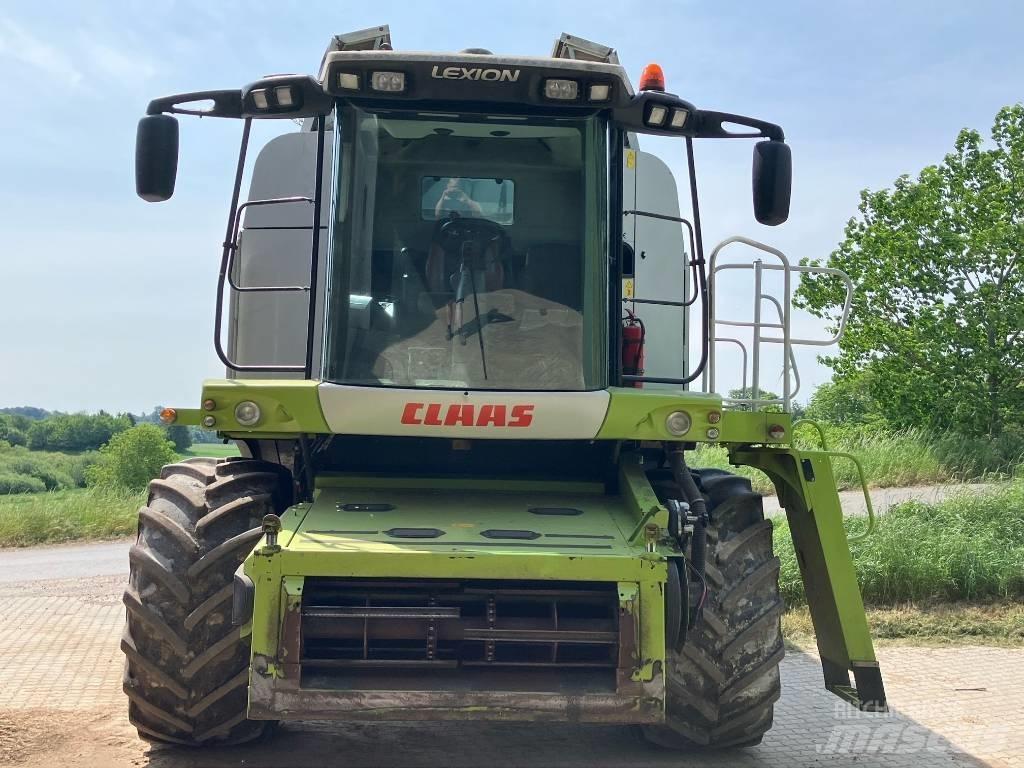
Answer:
1 569 1022 767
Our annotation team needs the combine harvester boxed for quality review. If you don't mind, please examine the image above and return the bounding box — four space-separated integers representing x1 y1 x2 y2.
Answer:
126 26 884 749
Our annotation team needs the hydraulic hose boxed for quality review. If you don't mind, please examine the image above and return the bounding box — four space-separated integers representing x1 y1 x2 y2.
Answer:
668 445 707 536
668 444 709 626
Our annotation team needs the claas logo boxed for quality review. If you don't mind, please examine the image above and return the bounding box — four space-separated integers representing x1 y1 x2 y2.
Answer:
400 403 535 428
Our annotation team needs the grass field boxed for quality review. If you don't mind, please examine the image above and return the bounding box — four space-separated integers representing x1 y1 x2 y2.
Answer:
0 445 238 547
181 443 241 459
784 601 1024 647
0 485 144 547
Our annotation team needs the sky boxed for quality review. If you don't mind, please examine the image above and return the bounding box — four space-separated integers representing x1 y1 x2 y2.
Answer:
1 0 1022 413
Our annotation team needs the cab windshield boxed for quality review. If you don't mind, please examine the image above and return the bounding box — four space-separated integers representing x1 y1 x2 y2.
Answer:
324 106 608 390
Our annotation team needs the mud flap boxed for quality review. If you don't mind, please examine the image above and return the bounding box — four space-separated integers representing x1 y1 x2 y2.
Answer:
731 447 888 712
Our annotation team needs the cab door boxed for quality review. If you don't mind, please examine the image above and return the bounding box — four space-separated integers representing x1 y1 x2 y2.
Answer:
621 146 690 385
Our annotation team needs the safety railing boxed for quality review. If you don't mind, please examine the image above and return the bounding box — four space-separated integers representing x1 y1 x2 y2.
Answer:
703 236 853 412
794 419 877 542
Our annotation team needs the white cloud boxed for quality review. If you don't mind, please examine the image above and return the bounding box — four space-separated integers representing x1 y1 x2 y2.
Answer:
81 37 157 85
0 16 83 86
0 16 157 90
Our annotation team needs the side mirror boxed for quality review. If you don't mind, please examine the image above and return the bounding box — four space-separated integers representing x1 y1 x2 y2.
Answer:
136 114 179 202
752 140 791 226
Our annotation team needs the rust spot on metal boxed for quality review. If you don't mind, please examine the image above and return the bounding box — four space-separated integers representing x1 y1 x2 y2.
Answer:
280 600 302 678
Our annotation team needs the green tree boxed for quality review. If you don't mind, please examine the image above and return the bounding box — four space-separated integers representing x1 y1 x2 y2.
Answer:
726 387 800 415
803 370 888 429
25 412 131 451
797 104 1024 437
165 425 192 452
0 416 27 447
86 424 177 490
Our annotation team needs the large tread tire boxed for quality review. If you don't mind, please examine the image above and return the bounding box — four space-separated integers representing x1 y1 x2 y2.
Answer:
643 469 784 750
122 457 291 746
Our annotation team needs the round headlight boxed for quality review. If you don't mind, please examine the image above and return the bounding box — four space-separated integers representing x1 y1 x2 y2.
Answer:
664 410 692 437
234 400 261 427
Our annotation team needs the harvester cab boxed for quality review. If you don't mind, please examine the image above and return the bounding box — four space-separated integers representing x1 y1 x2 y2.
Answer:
126 26 885 750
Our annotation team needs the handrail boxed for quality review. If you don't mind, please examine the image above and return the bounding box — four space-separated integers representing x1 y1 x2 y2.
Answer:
623 209 700 308
713 337 748 394
226 197 315 293
706 237 792 409
793 419 876 542
705 238 853 411
747 262 854 346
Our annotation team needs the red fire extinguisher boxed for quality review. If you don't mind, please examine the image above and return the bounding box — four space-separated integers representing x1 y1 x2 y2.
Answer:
622 313 645 387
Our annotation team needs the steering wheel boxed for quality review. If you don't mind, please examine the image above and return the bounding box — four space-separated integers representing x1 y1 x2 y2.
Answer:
432 215 506 294
437 216 505 254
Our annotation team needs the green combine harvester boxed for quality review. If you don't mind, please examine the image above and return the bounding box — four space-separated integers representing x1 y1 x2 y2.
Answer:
126 26 885 750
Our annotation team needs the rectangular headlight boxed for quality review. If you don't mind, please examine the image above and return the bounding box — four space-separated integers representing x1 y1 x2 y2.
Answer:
544 78 579 100
670 108 689 128
337 72 360 90
646 104 668 127
588 83 611 102
251 89 269 110
274 86 295 107
370 71 406 93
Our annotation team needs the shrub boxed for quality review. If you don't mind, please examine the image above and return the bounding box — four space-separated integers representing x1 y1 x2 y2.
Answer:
0 445 97 491
0 473 47 494
0 423 27 446
86 424 177 490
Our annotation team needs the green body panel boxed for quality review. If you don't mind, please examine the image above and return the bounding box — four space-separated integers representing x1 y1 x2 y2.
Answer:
168 407 202 426
598 387 790 444
316 474 604 494
196 379 330 435
730 446 886 710
244 470 670 684
180 381 788 444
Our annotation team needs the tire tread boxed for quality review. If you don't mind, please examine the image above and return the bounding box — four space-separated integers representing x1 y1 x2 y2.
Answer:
122 458 287 746
642 468 783 750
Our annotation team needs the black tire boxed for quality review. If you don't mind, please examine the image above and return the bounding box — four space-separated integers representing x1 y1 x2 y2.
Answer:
642 470 784 750
122 457 291 746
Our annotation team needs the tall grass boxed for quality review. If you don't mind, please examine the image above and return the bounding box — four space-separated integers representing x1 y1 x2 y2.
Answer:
0 486 144 546
694 426 1024 493
774 480 1024 605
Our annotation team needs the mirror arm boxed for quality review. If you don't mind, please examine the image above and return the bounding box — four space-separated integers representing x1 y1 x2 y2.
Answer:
146 90 244 118
691 110 785 142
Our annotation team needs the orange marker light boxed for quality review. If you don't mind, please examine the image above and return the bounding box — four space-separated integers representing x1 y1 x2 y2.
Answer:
639 63 665 92
159 407 177 424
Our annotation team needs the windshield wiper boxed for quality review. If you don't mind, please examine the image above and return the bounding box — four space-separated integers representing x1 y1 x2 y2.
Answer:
458 308 513 339
452 250 489 380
